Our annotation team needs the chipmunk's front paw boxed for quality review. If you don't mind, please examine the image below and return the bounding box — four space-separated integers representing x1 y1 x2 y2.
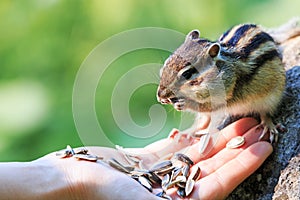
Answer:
171 98 185 111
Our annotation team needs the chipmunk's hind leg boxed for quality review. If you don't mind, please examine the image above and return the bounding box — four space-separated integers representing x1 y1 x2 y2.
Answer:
259 113 279 143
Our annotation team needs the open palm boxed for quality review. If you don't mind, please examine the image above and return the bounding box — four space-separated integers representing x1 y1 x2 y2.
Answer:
45 118 272 200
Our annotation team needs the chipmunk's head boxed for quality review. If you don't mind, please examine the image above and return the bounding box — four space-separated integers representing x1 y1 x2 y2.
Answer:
157 30 224 112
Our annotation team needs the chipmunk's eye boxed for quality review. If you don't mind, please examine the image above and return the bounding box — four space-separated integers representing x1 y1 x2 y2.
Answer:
180 67 198 80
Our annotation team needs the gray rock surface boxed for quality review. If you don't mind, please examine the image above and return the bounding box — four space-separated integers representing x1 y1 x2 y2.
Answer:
227 30 300 199
273 155 300 200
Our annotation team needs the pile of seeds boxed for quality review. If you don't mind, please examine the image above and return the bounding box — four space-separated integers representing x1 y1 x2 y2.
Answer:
56 145 200 199
56 134 247 199
107 152 201 199
55 145 100 161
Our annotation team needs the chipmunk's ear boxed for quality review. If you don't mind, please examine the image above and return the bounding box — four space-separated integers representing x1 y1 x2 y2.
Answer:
185 30 200 42
208 43 220 58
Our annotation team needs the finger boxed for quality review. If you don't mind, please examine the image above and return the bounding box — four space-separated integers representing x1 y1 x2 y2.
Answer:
144 135 194 158
178 118 259 163
191 142 273 200
196 125 263 177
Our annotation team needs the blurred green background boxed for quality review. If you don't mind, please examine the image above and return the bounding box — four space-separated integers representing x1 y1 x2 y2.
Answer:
0 0 299 161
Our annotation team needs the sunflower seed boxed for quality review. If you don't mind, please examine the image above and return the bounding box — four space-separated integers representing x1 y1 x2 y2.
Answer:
138 176 153 192
226 136 245 149
161 194 172 200
74 147 88 155
107 159 132 174
164 175 185 189
188 166 201 181
131 169 149 176
66 145 75 155
177 187 186 198
155 191 165 197
147 172 162 186
181 164 190 177
161 174 170 191
55 149 72 158
56 145 75 158
157 166 175 176
173 153 194 166
95 147 202 198
149 160 173 172
176 179 186 189
185 179 195 196
157 191 172 200
172 159 184 169
198 133 211 154
171 167 182 180
73 154 99 162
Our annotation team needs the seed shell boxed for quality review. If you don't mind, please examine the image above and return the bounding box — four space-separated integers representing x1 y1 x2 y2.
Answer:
138 176 153 192
185 179 195 196
226 136 245 149
66 145 75 155
147 171 162 186
107 159 132 173
174 153 194 166
157 192 172 200
181 164 190 177
161 194 172 200
161 174 170 191
177 187 186 198
171 167 182 180
188 166 201 181
55 150 72 158
74 148 88 155
149 160 173 172
73 154 98 162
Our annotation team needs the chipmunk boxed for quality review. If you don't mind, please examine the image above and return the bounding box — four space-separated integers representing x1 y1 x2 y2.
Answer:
157 23 288 150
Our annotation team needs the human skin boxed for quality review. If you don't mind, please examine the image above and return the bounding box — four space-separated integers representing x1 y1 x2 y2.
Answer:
0 118 272 200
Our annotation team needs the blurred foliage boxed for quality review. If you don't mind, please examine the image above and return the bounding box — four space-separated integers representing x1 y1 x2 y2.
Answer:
0 0 299 161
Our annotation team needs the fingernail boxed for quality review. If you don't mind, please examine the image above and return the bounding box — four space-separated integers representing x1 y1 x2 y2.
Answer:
254 142 273 157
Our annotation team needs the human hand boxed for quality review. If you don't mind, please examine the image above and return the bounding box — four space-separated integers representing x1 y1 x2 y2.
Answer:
164 118 273 199
38 118 272 200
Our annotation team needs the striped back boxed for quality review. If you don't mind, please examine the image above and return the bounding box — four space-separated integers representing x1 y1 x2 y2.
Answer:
218 24 280 65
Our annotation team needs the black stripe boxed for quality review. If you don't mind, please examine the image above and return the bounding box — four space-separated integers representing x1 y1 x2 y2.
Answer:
254 49 279 67
242 32 275 58
241 49 279 83
225 24 257 47
215 60 228 71
230 49 280 101
219 26 233 41
220 50 241 59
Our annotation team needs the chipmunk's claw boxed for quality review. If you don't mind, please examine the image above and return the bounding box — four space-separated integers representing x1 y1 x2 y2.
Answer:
172 98 185 111
258 121 279 144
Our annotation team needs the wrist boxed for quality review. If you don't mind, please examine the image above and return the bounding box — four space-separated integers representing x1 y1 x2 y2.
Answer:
33 155 91 200
29 158 77 199
0 158 78 200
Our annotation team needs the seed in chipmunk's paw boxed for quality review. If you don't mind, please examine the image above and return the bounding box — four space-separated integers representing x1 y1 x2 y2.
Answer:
226 136 245 149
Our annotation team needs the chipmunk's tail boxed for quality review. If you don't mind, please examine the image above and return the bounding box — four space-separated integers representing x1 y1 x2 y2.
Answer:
267 17 300 44
266 17 300 70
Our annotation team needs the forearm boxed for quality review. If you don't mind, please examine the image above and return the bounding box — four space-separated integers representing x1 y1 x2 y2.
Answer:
0 159 78 200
